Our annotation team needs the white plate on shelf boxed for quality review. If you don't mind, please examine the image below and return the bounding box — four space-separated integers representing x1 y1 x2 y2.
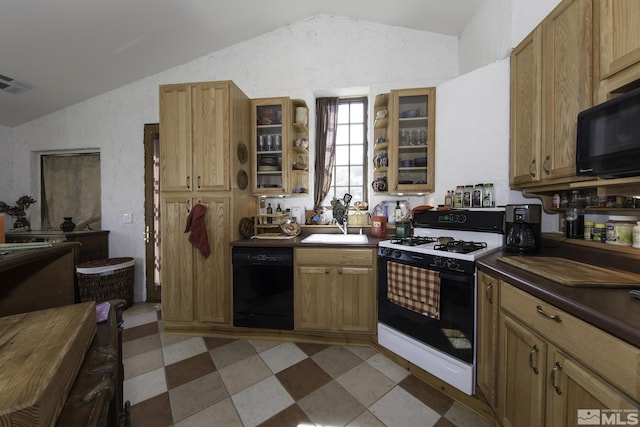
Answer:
258 165 280 172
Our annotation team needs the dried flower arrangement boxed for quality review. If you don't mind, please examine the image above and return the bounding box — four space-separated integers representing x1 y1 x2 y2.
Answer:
0 195 36 217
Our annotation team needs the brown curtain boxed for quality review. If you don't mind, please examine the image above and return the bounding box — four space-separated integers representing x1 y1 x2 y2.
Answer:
41 153 101 231
314 97 339 210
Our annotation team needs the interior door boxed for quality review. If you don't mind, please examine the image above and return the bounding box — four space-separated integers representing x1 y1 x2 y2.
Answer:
144 124 161 302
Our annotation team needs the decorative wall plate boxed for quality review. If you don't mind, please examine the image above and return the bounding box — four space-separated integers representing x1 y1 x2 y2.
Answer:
237 170 248 190
237 143 248 164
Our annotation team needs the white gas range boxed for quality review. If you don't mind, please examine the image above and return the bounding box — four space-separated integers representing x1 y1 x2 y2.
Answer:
377 209 505 395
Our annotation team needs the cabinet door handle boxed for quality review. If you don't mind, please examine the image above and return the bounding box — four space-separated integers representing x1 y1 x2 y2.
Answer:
186 199 192 213
186 175 191 189
485 283 493 304
529 345 539 374
551 362 562 395
529 159 536 177
543 155 551 175
197 175 202 189
536 305 562 322
338 268 343 275
325 268 330 274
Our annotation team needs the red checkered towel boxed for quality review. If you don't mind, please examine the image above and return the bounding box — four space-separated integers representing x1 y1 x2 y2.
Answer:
387 261 440 319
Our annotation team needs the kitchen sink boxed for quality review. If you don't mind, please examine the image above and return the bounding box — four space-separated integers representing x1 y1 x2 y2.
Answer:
301 234 369 244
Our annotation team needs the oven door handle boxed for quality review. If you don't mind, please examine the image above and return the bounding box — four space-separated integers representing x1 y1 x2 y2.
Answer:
438 271 473 284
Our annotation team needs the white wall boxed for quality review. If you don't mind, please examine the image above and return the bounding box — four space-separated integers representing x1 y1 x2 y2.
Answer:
459 0 513 74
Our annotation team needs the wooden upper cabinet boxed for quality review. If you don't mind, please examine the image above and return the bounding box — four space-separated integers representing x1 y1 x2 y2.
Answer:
598 0 640 80
542 0 593 181
510 28 542 187
160 82 230 192
510 0 593 188
160 84 192 192
597 0 640 99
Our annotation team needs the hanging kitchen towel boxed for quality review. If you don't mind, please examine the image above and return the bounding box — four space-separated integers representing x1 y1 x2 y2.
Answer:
184 203 211 258
387 261 440 319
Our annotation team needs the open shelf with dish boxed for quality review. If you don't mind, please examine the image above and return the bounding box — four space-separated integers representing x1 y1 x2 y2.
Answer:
372 94 390 193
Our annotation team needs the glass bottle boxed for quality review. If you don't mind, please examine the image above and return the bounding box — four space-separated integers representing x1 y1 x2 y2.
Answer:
463 185 473 208
266 203 273 223
472 184 483 208
453 186 464 208
444 191 453 208
482 183 495 208
565 190 584 239
395 201 403 222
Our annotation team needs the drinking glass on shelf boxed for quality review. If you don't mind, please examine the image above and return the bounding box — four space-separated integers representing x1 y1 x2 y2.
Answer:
265 134 273 151
419 129 427 145
273 134 282 151
258 135 266 152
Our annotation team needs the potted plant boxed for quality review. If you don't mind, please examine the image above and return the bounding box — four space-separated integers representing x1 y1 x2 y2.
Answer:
0 195 36 230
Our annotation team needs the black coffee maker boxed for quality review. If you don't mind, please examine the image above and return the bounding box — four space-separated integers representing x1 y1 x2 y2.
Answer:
505 204 542 254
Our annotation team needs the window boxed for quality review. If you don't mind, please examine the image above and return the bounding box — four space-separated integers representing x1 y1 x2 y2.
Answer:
322 97 368 205
41 152 101 231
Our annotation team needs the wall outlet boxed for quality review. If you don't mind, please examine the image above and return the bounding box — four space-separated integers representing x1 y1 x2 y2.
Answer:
123 213 132 224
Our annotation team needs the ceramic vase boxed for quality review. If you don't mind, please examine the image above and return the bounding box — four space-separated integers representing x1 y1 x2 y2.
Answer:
60 217 76 232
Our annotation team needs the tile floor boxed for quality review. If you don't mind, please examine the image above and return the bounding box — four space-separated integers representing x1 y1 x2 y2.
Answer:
123 303 493 427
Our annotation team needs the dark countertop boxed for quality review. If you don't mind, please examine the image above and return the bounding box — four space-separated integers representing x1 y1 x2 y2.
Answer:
477 251 640 349
231 228 388 248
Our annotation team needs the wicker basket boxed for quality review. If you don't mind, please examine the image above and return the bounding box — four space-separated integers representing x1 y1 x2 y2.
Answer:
76 257 135 307
347 211 370 226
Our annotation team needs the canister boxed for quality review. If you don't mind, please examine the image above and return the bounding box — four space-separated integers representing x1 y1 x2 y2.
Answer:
371 216 387 237
605 216 638 246
594 223 606 242
395 221 411 238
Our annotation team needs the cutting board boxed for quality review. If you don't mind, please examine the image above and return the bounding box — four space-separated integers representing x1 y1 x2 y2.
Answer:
0 302 97 426
497 256 640 287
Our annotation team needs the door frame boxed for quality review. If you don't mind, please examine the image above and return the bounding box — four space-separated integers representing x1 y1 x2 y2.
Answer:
144 123 161 302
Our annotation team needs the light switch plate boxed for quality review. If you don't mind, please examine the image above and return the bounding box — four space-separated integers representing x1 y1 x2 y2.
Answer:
123 213 132 224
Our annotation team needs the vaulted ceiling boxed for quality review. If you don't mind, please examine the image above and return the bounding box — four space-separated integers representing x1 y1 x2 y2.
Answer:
0 0 482 127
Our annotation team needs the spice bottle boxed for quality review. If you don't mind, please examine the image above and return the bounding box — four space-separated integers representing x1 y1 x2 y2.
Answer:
583 221 595 240
482 183 495 208
463 185 473 208
633 221 640 249
453 186 464 208
472 184 483 208
444 191 453 208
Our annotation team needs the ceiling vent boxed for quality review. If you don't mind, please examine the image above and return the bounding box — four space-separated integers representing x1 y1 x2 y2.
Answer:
0 73 32 94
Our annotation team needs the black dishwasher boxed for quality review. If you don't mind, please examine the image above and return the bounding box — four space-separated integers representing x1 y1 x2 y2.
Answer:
232 246 294 330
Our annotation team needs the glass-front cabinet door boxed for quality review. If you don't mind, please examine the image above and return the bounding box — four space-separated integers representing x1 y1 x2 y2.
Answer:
251 97 309 196
387 87 435 193
252 98 289 195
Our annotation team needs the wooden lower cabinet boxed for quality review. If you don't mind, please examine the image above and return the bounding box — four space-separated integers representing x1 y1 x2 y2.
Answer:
498 313 547 427
496 279 639 427
294 248 375 334
160 195 230 324
476 271 500 409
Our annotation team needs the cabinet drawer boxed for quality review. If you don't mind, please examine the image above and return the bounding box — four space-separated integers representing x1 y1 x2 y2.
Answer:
500 281 640 402
295 248 374 266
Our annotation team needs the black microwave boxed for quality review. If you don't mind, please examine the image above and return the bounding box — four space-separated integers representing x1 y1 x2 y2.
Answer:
576 86 640 178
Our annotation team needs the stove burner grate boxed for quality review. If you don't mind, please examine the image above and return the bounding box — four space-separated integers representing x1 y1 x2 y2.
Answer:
389 236 437 246
433 240 488 254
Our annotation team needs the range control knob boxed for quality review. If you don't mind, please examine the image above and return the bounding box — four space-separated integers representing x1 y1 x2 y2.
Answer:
446 259 460 271
393 250 402 258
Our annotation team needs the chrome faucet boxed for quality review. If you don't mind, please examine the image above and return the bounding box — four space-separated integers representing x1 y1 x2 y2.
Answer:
334 193 352 235
336 217 348 235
